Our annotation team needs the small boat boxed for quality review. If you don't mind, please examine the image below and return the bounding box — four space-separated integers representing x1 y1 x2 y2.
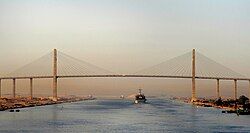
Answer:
222 110 236 113
120 95 125 99
134 89 147 104
237 109 250 115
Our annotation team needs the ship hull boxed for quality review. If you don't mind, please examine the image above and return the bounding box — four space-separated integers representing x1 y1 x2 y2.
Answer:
134 99 147 104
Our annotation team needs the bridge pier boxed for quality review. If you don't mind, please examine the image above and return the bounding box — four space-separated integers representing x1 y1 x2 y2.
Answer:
13 79 16 98
234 79 237 100
30 78 33 99
0 79 1 98
216 79 220 99
249 80 250 99
53 49 58 101
191 49 196 102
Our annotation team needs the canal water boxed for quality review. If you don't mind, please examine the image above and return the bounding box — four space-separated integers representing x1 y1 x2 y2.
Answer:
0 98 250 133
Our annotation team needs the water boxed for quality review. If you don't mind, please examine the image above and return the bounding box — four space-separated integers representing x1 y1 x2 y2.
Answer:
0 98 250 133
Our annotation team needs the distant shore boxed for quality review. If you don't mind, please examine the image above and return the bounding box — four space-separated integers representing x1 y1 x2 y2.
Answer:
171 97 237 111
0 96 90 111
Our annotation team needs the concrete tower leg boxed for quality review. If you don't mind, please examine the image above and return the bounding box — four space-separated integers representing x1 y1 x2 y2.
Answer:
30 78 33 99
0 79 1 98
53 49 58 101
234 79 237 100
249 80 250 99
13 79 16 98
216 79 220 99
191 49 196 102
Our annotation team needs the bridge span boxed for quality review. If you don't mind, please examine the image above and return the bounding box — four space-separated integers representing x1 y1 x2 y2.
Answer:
0 49 249 102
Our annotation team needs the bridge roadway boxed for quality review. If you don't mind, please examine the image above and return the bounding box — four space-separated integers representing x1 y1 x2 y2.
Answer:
0 75 250 81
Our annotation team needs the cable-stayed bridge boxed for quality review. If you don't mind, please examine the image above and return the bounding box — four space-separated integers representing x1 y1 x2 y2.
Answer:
0 49 249 102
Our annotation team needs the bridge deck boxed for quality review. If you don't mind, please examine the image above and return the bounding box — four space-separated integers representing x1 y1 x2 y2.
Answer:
0 75 249 81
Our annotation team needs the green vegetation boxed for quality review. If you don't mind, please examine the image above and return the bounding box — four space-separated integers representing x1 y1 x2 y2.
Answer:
213 95 250 110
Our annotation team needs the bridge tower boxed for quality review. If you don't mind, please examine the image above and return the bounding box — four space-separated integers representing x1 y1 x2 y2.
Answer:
53 49 58 101
191 49 196 102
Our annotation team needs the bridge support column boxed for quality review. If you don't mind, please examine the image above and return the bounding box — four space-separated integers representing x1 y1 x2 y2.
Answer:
53 49 58 101
234 79 237 100
249 80 250 99
191 49 196 102
0 79 1 98
216 79 220 99
13 79 16 98
30 78 33 99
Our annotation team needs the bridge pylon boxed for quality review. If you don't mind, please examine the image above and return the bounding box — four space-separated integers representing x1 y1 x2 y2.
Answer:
191 49 196 102
52 49 58 101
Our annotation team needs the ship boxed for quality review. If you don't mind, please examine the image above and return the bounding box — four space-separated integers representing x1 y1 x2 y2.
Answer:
134 89 147 104
120 95 125 99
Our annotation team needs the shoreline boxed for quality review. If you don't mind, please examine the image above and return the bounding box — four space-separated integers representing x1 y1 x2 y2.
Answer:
191 101 236 110
0 97 90 111
171 97 237 111
1 97 240 112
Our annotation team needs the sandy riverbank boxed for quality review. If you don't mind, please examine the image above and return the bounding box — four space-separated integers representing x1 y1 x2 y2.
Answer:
171 97 237 111
0 97 89 111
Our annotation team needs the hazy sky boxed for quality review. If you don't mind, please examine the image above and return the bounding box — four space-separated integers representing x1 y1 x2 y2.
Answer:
0 0 250 97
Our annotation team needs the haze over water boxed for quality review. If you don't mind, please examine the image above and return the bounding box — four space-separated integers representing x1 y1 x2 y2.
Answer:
0 0 250 97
